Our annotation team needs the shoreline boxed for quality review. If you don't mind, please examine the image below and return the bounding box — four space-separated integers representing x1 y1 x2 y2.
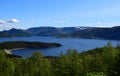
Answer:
4 48 26 54
9 48 26 51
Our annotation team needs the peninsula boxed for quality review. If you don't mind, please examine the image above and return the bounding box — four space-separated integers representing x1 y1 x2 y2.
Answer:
0 41 62 50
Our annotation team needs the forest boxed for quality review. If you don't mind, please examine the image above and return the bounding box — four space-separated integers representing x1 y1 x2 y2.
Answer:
0 42 120 76
0 41 62 50
0 26 120 40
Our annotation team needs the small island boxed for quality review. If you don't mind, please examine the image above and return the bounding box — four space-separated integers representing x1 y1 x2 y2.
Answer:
0 41 62 50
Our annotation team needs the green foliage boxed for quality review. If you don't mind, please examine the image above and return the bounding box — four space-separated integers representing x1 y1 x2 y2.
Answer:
86 72 106 76
0 43 120 76
70 26 120 40
0 41 62 50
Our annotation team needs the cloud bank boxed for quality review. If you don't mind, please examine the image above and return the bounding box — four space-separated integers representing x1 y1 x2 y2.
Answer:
0 20 6 24
0 19 20 24
0 18 20 31
57 20 69 24
7 19 20 23
0 25 20 31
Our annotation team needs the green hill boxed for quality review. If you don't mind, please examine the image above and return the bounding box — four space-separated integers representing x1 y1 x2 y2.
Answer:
0 41 62 50
0 43 120 76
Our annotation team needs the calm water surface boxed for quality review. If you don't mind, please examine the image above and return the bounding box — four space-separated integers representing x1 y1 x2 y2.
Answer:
0 36 119 57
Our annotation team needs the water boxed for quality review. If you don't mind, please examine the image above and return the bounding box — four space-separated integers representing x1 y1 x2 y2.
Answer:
0 36 119 57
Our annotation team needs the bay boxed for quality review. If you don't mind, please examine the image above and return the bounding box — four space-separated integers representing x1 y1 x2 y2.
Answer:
0 36 119 57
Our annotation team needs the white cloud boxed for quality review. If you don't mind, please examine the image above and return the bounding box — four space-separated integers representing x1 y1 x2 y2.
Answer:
7 19 20 23
0 19 20 25
0 20 6 24
0 24 20 31
95 22 103 27
93 22 115 27
96 22 101 25
57 20 69 24
0 18 20 31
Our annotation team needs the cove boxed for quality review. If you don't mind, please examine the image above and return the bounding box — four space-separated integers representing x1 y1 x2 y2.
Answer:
0 36 119 57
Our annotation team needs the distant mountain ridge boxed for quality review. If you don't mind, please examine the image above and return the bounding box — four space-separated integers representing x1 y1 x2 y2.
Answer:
68 26 120 40
26 26 90 36
0 26 120 40
0 28 31 38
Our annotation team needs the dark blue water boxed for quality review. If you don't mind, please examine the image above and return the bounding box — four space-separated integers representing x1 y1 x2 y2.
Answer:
0 36 119 57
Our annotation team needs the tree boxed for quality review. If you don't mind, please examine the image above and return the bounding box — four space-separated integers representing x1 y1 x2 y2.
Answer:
108 53 120 76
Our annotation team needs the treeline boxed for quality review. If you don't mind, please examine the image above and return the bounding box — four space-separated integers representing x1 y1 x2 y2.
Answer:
67 26 120 40
0 41 62 50
1 26 120 40
0 43 120 76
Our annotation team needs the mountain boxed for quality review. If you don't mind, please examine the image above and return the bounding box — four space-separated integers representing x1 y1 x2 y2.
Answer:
0 28 31 38
68 26 120 40
27 27 60 36
0 26 120 40
26 26 90 36
1 26 87 38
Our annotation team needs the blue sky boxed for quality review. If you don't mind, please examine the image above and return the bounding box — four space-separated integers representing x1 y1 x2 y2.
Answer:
0 0 120 30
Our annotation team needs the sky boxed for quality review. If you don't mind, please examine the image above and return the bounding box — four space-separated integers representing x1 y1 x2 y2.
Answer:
0 0 120 30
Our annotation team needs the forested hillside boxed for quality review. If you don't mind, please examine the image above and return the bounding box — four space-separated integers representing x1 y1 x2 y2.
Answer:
0 43 120 76
0 26 120 40
68 26 120 40
0 28 31 38
0 41 62 50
